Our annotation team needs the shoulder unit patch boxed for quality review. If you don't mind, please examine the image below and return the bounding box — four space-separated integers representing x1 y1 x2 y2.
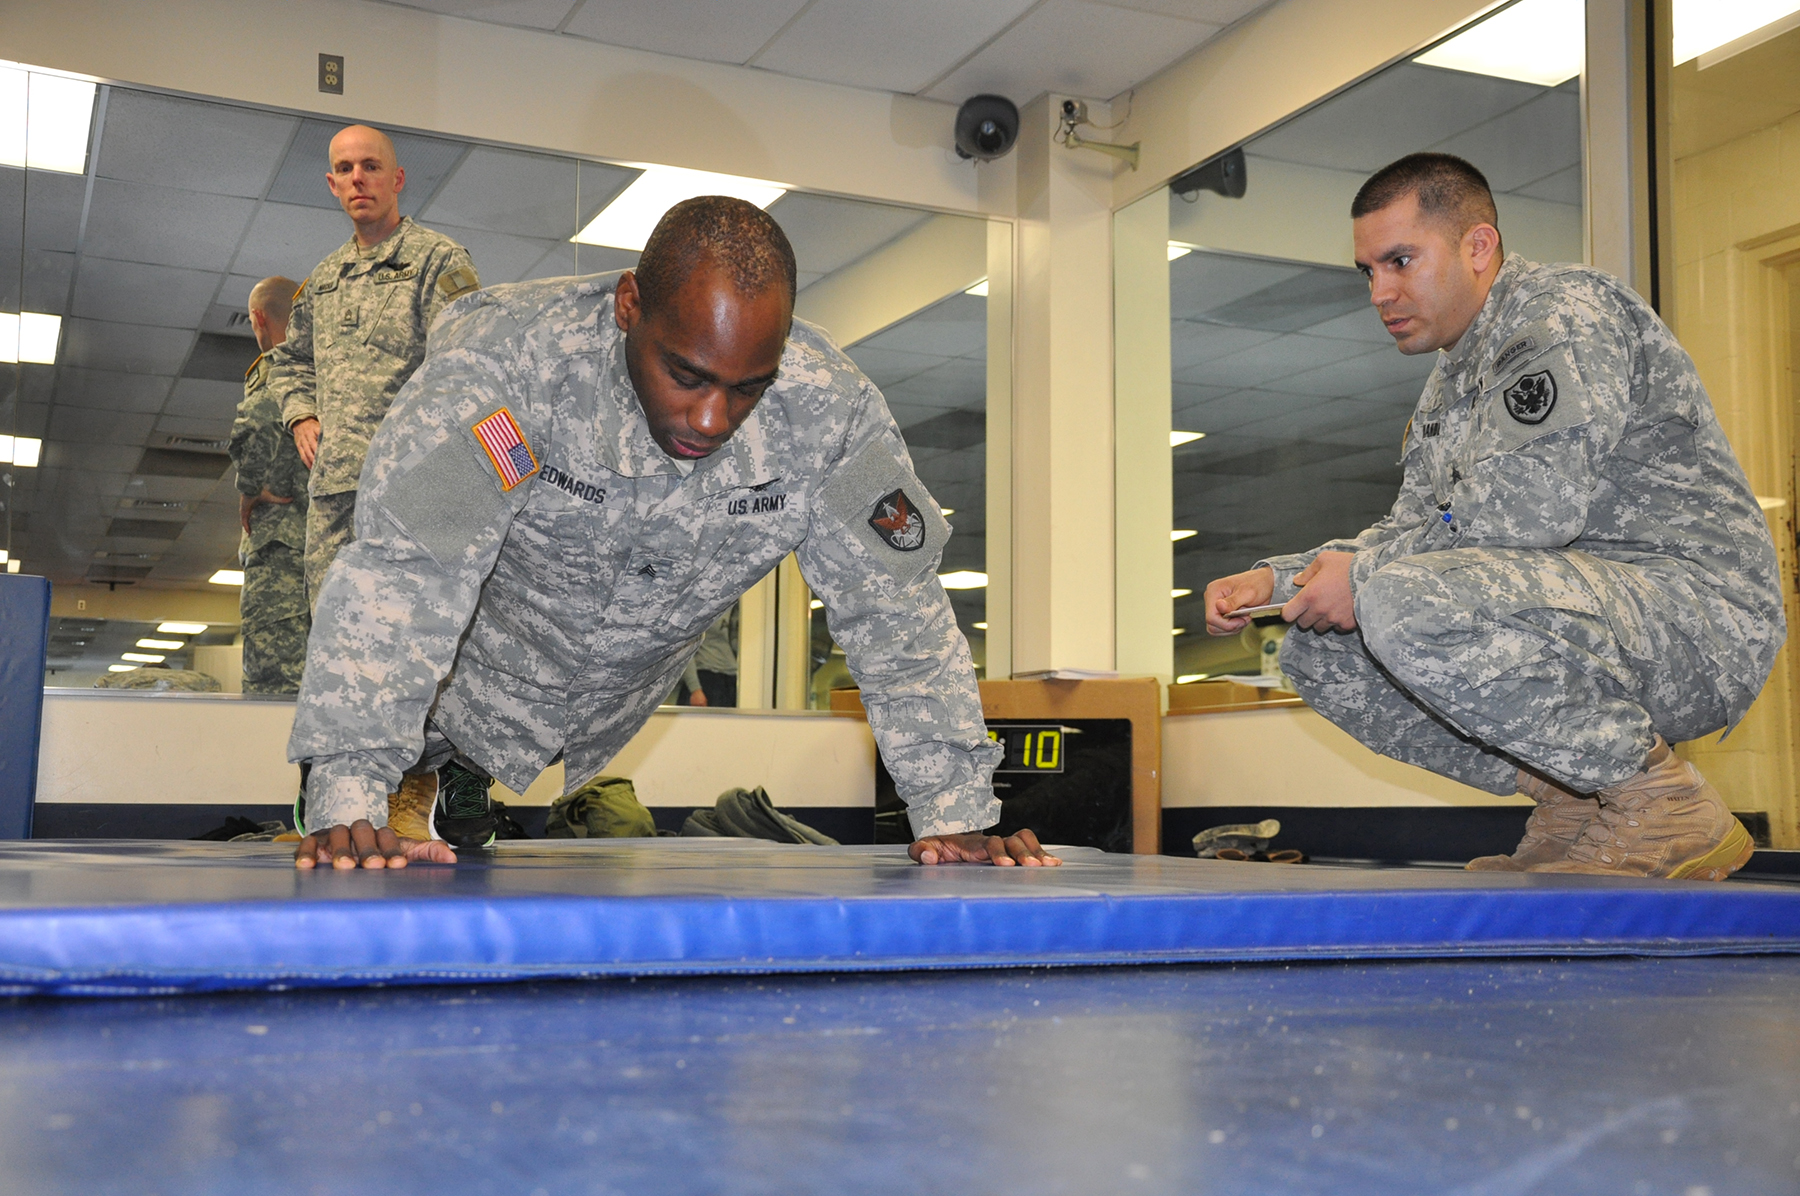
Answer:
1503 370 1557 425
438 266 480 300
868 488 925 551
471 408 540 491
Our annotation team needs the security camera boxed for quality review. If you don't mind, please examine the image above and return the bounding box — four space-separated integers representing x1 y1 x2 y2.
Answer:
1060 98 1088 126
954 94 1020 161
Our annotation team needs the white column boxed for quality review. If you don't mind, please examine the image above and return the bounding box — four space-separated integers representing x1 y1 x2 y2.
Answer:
984 219 1015 680
735 569 777 709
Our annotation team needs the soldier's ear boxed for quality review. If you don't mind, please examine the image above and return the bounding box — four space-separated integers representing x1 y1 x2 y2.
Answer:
615 271 642 333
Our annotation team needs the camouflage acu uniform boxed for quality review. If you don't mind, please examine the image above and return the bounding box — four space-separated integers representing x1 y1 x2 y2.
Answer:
290 273 1002 837
229 352 310 694
95 668 222 692
265 217 479 608
1266 256 1785 794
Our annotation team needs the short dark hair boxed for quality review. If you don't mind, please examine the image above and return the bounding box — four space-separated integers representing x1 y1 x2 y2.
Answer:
634 195 798 317
1351 152 1499 236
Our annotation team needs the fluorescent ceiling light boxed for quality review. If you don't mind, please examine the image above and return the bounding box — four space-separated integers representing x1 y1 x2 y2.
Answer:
938 570 988 589
107 664 138 673
1167 244 1193 261
158 622 208 635
0 550 6 564
121 652 165 663
0 313 61 365
965 279 990 297
1170 431 1205 447
137 638 184 650
808 599 824 610
0 436 42 467
4 561 16 573
1675 0 1800 65
0 64 96 174
572 166 786 252
1413 0 1585 87
1171 529 1197 541
1172 588 1193 598
973 621 989 630
209 569 246 587
939 508 955 516
1176 673 1209 683
1172 627 1187 636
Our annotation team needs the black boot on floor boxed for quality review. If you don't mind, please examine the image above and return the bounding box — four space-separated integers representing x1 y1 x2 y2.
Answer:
429 760 501 848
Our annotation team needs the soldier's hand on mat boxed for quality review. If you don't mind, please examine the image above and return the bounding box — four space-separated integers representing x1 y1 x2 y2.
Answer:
293 819 457 870
1287 551 1358 632
291 417 322 469
909 828 1060 867
1204 566 1276 635
239 489 294 534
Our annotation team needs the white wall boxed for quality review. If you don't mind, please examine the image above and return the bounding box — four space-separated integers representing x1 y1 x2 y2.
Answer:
36 693 875 811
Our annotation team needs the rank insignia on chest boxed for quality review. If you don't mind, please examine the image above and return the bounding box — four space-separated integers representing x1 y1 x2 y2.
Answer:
868 489 925 551
1503 370 1557 425
471 408 540 490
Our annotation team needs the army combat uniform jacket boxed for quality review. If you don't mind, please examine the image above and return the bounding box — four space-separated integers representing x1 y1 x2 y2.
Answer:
267 217 479 497
290 273 1003 837
1263 255 1784 732
230 352 309 553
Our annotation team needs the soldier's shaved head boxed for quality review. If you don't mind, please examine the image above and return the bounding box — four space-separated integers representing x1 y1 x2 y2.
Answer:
249 276 298 325
329 124 398 170
326 124 406 247
634 196 797 320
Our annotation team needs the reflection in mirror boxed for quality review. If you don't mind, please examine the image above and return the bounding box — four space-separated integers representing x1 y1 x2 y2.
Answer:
3 76 996 696
1163 14 1584 681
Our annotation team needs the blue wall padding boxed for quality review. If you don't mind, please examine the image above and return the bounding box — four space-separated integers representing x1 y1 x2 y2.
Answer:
1 840 1797 996
0 576 49 839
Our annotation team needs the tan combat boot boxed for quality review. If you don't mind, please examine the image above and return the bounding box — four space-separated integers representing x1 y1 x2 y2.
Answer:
1530 737 1755 881
1466 770 1595 871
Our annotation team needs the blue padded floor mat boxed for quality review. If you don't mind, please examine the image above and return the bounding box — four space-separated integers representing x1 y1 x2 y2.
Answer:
2 839 1798 996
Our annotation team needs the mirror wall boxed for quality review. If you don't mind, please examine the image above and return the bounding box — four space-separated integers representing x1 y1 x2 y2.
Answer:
0 69 998 695
1149 4 1585 682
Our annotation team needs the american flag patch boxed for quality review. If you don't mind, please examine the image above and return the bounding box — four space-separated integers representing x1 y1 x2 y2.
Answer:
471 408 539 491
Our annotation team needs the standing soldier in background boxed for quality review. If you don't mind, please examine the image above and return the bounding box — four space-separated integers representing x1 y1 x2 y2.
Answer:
229 276 309 693
268 124 479 608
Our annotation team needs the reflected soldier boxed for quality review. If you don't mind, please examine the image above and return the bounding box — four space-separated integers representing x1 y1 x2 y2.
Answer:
267 124 479 609
228 276 308 694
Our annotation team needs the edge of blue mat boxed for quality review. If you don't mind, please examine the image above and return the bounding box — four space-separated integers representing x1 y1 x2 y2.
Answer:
3 887 1798 997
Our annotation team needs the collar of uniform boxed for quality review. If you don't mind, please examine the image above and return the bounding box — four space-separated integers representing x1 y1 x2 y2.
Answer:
1439 253 1526 375
687 391 791 499
346 216 416 275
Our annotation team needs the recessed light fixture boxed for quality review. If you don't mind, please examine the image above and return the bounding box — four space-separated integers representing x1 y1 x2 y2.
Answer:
1170 431 1205 447
1167 243 1193 261
1675 0 1800 65
157 622 208 635
972 621 989 630
1176 673 1209 683
136 638 184 650
107 664 138 673
0 64 97 175
965 279 990 297
1171 529 1197 542
938 571 988 589
4 561 16 573
1413 0 1584 87
572 166 786 252
208 569 246 587
0 435 42 467
1171 627 1187 636
0 313 60 365
1171 588 1193 598
808 599 824 610
121 652 165 663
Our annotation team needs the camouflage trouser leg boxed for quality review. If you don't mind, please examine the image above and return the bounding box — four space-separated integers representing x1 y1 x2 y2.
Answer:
304 490 357 613
1280 548 1731 794
240 541 310 694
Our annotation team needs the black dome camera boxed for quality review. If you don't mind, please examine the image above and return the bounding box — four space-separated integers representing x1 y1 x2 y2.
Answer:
954 94 1019 161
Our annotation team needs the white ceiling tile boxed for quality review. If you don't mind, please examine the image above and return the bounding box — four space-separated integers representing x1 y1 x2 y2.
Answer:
72 258 220 329
422 147 634 240
434 224 564 285
1091 0 1265 19
0 170 87 253
925 0 1222 104
0 250 76 315
229 203 354 282
155 414 235 439
53 369 174 415
1513 164 1582 207
753 0 1036 94
374 0 581 29
81 180 257 273
164 379 244 421
60 320 193 375
47 406 158 447
1427 88 1582 194
770 193 934 277
96 89 295 197
563 0 810 65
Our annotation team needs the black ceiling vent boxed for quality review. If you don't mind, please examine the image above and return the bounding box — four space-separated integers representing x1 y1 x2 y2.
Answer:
136 447 231 479
181 332 261 383
105 518 185 541
126 499 190 511
165 434 230 452
1173 147 1247 200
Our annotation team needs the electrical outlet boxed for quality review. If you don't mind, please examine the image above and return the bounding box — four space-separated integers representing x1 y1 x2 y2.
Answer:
319 54 344 95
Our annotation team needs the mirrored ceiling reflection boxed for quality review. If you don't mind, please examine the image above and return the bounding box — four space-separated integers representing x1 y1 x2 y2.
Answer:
0 83 980 606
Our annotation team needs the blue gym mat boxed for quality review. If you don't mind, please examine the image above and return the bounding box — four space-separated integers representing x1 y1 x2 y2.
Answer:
1 839 1797 996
